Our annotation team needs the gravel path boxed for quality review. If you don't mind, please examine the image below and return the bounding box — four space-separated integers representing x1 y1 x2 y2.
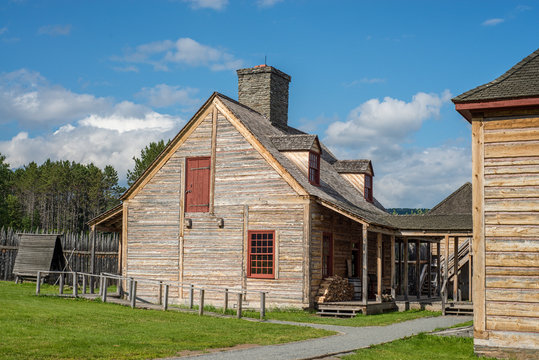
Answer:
165 315 472 360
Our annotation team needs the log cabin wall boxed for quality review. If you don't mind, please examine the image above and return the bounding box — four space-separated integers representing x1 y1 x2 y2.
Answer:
473 111 539 356
126 108 309 307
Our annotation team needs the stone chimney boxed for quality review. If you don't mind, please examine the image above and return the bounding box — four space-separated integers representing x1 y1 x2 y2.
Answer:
237 65 291 130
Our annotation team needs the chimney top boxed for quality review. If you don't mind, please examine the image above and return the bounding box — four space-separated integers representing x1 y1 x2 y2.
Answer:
237 65 291 129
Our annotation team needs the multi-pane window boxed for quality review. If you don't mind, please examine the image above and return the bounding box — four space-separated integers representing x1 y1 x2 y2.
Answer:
309 151 320 186
185 157 211 212
364 174 373 203
248 230 275 279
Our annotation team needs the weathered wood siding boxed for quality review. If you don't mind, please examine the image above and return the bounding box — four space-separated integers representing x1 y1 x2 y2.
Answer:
340 173 366 197
126 107 308 306
282 151 309 176
474 114 539 354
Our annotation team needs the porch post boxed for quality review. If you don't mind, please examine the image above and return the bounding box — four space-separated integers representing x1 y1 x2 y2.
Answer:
444 234 449 300
436 241 441 296
416 239 421 299
403 237 408 301
427 242 432 298
362 225 368 305
90 225 96 293
376 232 382 302
390 235 396 299
453 236 459 301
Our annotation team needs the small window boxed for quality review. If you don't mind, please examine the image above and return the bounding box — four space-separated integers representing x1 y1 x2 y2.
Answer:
364 174 373 202
322 232 333 277
248 230 275 279
309 151 320 186
185 157 211 212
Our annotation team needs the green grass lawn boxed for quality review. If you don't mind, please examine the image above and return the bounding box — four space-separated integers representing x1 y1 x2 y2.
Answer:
0 281 333 360
342 332 496 360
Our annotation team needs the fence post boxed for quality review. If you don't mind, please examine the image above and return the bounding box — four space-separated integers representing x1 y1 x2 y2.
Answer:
260 292 266 320
36 271 41 295
82 275 87 294
102 276 108 303
236 293 242 319
158 281 163 305
131 281 137 308
189 284 194 309
73 272 78 298
118 277 123 297
90 275 94 294
98 275 103 296
199 289 205 316
59 273 64 295
224 288 228 313
128 278 134 301
163 284 169 311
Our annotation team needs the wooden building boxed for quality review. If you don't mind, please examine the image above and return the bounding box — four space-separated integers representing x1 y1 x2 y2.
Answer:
89 65 472 312
453 48 539 359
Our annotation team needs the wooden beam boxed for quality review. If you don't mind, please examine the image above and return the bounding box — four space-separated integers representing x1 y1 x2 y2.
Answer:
403 237 409 301
209 106 218 214
427 243 432 298
377 232 382 302
416 239 421 299
390 235 396 299
362 225 368 305
242 205 249 291
444 234 449 301
122 201 128 292
303 201 312 306
398 231 472 237
437 241 441 296
179 159 186 299
453 236 459 300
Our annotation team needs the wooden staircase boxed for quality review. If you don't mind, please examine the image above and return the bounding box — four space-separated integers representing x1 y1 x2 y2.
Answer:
444 301 473 315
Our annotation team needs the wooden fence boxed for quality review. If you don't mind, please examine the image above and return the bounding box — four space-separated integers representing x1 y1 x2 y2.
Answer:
0 227 119 281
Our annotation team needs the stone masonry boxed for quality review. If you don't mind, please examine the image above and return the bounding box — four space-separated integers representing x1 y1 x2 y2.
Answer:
237 65 291 130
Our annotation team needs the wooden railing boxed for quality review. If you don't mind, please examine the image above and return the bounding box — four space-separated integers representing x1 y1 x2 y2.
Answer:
34 271 267 319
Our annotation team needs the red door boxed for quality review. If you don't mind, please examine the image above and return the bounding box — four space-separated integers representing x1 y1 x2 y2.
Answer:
185 157 211 212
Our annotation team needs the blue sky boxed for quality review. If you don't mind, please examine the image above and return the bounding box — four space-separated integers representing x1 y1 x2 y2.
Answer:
1 0 538 207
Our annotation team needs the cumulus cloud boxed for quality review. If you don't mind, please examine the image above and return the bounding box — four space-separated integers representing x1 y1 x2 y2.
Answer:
183 0 228 10
322 90 470 207
38 24 72 36
482 18 504 26
113 37 242 71
135 84 200 108
0 69 112 128
325 90 452 150
0 70 185 182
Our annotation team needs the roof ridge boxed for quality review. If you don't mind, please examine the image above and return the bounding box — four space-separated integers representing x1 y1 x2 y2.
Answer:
453 48 539 102
428 182 471 214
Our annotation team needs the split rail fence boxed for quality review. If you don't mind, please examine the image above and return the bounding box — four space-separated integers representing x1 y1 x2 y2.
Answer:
0 227 119 281
35 271 267 320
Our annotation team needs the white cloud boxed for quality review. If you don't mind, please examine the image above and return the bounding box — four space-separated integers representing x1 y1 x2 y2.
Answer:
183 0 228 10
325 90 451 150
0 70 185 182
257 0 284 8
322 90 470 207
0 69 112 128
38 24 72 36
135 84 199 108
482 18 504 26
113 37 242 71
113 65 139 73
0 27 7 35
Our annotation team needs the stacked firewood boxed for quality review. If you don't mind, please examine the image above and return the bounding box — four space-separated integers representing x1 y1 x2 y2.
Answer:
315 276 354 303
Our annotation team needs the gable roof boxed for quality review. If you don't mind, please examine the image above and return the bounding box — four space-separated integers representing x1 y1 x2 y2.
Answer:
13 234 65 276
453 48 539 103
333 160 373 175
428 182 472 215
270 134 319 151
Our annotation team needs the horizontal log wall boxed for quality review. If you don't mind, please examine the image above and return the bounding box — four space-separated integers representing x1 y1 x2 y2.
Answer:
478 114 539 353
126 109 308 306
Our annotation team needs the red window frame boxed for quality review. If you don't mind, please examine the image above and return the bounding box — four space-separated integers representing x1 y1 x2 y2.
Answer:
322 232 333 277
247 230 275 279
308 151 320 186
364 174 373 203
185 157 211 212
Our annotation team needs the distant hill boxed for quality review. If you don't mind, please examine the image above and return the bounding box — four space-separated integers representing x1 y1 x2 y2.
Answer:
386 208 430 215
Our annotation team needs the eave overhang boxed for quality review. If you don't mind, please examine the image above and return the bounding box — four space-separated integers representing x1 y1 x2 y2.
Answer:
454 96 539 122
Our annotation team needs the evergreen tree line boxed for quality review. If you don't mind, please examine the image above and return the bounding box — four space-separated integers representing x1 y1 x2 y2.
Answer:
0 154 125 232
0 140 169 233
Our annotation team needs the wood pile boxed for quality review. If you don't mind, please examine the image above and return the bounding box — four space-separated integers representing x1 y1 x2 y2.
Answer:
315 276 354 303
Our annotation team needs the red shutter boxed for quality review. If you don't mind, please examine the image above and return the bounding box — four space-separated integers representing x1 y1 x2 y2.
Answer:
185 157 211 212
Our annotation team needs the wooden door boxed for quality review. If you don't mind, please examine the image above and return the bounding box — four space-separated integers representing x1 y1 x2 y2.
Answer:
322 232 333 277
185 157 211 212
